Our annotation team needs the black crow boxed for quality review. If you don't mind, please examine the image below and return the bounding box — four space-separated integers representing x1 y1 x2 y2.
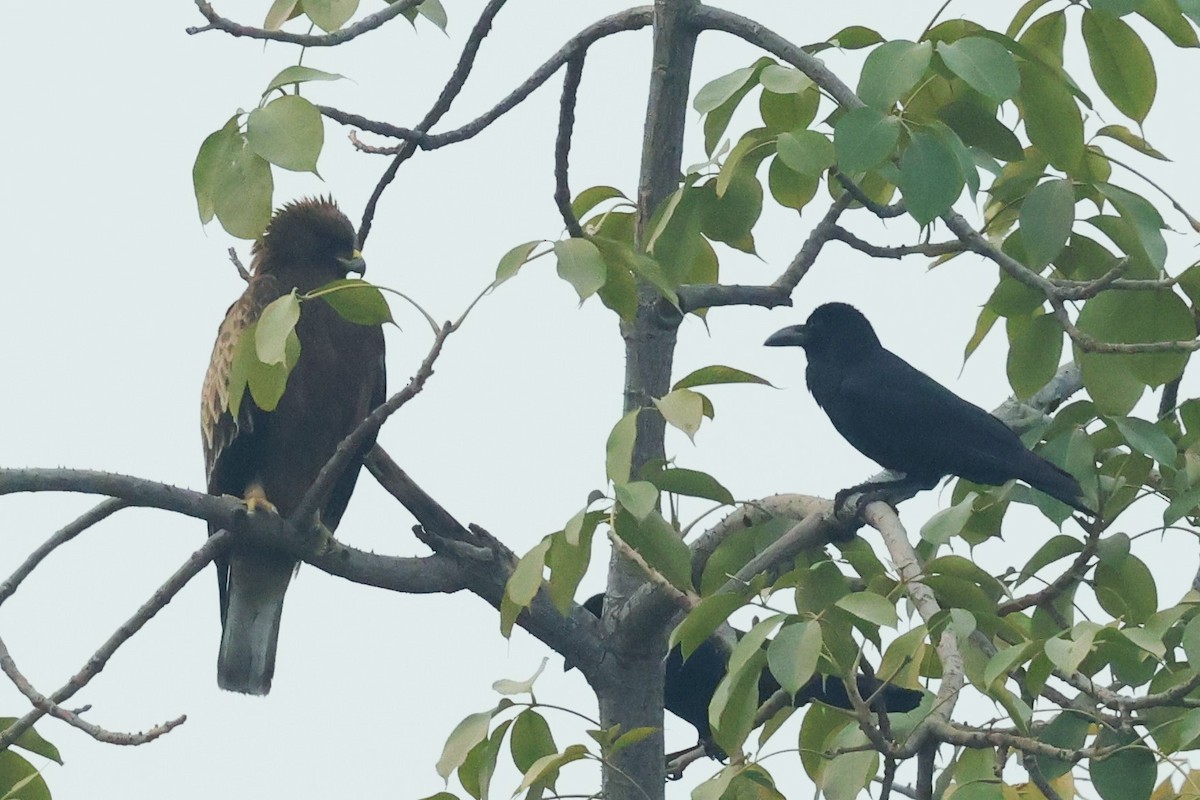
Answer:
578 595 923 757
764 302 1092 515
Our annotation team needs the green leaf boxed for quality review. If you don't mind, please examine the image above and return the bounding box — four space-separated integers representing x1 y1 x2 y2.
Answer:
247 95 323 173
759 65 811 94
1082 9 1156 122
938 101 1024 162
553 238 606 302
1019 179 1075 268
856 40 933 111
403 0 447 31
492 659 547 696
1018 60 1084 173
645 467 734 505
695 65 760 114
264 0 302 30
213 143 274 240
0 722 60 765
509 711 557 775
1074 289 1192 413
673 364 773 390
936 38 1019 101
0 750 51 800
193 116 241 224
654 388 705 441
1035 711 1090 779
1095 182 1167 271
614 481 659 522
1090 728 1155 800
1138 0 1200 47
819 727 878 800
1110 416 1177 466
501 537 551 637
715 128 773 198
1094 125 1168 160
312 279 393 325
759 87 819 133
710 649 767 757
262 65 345 96
571 185 626 220
1095 555 1158 625
304 0 358 32
835 592 897 628
436 708 498 780
697 58 774 155
546 526 594 614
255 292 301 365
834 106 901 173
767 155 819 211
605 409 639 484
1182 615 1200 666
670 592 746 659
828 25 884 49
494 240 541 285
919 492 978 545
775 130 835 176
513 746 588 795
767 620 822 696
614 509 693 592
245 327 299 413
1007 314 1063 400
700 171 762 253
898 128 963 225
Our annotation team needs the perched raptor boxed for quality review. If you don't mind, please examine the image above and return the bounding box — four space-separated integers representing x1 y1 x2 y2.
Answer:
765 302 1092 515
201 197 386 694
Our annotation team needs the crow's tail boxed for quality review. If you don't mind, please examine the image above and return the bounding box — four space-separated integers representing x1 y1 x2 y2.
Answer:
1019 450 1094 516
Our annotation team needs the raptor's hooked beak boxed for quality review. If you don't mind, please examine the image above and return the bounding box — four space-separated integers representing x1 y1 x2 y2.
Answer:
339 249 367 276
764 324 810 348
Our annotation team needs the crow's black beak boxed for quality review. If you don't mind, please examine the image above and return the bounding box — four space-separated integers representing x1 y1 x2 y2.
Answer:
764 324 809 347
338 249 367 276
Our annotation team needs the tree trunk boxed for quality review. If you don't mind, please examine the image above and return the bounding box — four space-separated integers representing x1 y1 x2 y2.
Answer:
599 1 698 799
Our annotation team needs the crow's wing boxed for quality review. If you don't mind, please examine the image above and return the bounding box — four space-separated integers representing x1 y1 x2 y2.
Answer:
813 348 1028 485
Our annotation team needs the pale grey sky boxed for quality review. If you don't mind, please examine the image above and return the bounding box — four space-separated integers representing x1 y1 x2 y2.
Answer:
3 2 1198 798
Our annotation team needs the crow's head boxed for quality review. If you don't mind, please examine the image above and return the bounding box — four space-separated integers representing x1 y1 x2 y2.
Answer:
764 302 882 361
252 196 366 278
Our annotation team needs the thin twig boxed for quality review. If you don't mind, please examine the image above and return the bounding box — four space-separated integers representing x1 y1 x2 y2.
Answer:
0 531 230 751
358 0 512 246
227 247 250 282
555 54 587 239
828 226 962 259
187 0 424 46
0 498 128 607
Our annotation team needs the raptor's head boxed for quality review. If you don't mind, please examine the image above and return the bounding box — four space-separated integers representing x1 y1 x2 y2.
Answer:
252 196 366 278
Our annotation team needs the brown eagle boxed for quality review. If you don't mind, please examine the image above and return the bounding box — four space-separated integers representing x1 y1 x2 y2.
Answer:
200 197 386 695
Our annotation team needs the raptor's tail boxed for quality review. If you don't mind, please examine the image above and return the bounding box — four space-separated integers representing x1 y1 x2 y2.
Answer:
218 554 293 695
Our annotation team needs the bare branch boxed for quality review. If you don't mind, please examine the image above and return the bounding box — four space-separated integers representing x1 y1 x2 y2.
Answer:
227 247 250 282
0 531 230 751
834 173 907 218
0 638 184 746
675 284 791 313
771 193 854 292
358 0 512 246
186 0 424 46
323 7 655 157
997 524 1100 616
0 498 128 607
555 55 587 239
828 226 963 260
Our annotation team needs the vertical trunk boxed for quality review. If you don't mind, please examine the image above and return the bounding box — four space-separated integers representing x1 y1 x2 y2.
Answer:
600 2 698 799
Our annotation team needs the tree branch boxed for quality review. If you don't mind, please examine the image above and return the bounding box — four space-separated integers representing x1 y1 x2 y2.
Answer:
358 0 511 245
0 531 229 751
555 55 587 239
186 0 424 46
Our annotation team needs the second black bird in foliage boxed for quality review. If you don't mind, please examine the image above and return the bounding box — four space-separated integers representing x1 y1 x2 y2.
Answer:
580 595 923 756
765 303 1092 515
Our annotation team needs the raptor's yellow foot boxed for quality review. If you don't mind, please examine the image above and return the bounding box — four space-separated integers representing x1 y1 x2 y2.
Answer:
243 484 279 516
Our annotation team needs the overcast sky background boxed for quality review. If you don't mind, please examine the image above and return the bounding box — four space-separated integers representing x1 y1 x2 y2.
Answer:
3 2 1199 798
